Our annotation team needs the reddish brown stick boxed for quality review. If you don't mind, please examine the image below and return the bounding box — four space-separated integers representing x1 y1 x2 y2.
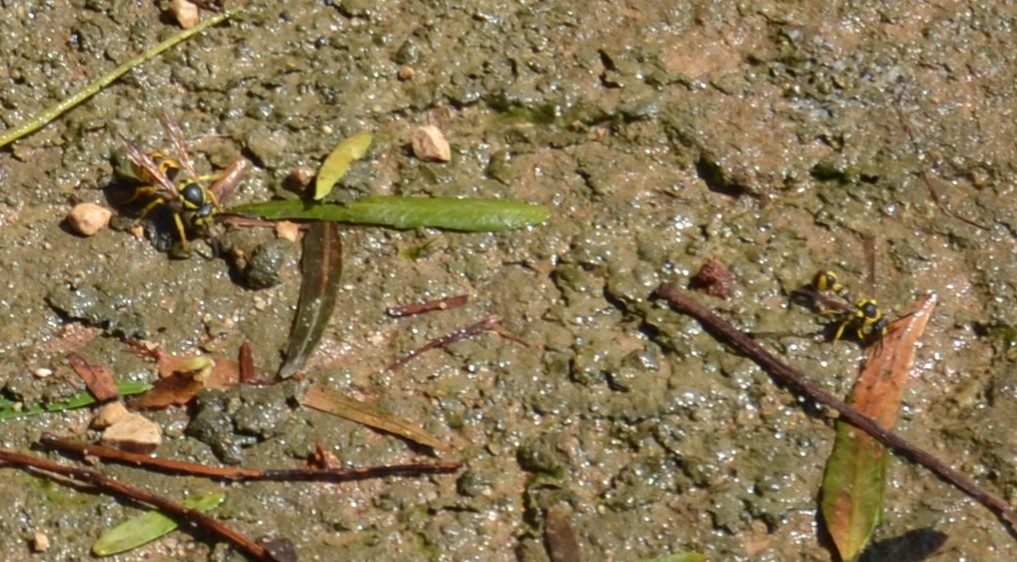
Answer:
0 448 280 562
653 282 1017 537
384 315 502 372
40 433 460 482
387 294 470 317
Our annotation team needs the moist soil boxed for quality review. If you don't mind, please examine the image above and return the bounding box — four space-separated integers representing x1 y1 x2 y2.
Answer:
2 2 1017 561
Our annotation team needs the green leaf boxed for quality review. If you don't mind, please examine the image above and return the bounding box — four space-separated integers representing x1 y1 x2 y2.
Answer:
277 222 343 379
820 420 887 562
92 492 225 556
314 131 373 200
0 381 151 421
230 196 551 232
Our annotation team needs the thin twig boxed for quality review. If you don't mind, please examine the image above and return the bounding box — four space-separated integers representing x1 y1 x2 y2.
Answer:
653 283 1017 537
387 294 470 318
0 448 280 562
894 100 988 231
384 315 503 372
0 11 235 148
40 432 461 482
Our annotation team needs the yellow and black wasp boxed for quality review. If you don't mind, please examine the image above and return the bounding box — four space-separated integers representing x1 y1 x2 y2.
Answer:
117 112 248 256
809 270 889 346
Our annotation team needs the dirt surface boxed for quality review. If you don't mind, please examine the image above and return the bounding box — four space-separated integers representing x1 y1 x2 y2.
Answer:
2 1 1017 561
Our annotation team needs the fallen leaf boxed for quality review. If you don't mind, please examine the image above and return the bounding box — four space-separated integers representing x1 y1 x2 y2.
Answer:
301 385 448 451
93 492 224 556
230 196 551 232
278 222 342 379
314 131 373 201
67 352 120 402
821 292 938 562
127 351 239 409
128 372 205 410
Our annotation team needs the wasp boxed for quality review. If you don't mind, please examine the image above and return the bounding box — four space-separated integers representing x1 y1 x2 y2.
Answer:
794 270 889 346
118 112 248 256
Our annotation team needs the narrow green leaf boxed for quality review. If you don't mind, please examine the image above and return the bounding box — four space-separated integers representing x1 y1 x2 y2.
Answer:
230 196 551 232
277 222 342 378
0 381 151 421
314 131 373 200
93 492 225 556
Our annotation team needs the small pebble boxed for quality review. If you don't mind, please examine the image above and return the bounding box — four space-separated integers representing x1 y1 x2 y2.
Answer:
66 203 111 236
397 65 415 80
92 401 129 429
170 0 200 29
411 125 451 162
275 221 300 242
33 367 53 378
101 412 162 454
31 532 49 552
285 166 316 191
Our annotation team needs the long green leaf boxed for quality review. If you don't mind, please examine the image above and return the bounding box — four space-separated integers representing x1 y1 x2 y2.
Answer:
277 222 343 378
231 196 550 232
315 131 373 200
92 492 225 556
0 381 151 421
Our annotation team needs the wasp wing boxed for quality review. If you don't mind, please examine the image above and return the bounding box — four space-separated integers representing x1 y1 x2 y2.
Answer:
158 111 200 184
119 135 180 200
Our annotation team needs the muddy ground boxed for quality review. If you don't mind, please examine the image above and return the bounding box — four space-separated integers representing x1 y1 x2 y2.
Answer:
2 1 1017 561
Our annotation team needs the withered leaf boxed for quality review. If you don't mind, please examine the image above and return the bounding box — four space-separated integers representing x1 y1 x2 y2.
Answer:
278 222 342 379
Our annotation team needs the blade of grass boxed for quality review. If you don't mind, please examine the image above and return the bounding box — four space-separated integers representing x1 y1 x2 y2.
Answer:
230 196 550 232
301 385 449 451
821 293 937 561
314 131 373 200
0 11 235 149
277 222 342 379
0 381 150 421
93 492 225 556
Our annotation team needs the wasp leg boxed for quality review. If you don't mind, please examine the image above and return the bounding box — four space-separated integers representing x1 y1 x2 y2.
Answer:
171 212 190 253
831 319 850 345
120 185 162 207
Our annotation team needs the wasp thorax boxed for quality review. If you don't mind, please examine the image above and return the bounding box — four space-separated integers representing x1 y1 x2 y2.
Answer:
180 183 206 208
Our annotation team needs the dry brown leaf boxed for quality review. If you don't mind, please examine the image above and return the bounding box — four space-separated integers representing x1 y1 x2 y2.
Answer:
125 346 240 409
67 352 119 402
301 385 449 451
852 292 938 424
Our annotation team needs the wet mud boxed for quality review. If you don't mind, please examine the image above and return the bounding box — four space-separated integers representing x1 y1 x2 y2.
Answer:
2 1 1017 561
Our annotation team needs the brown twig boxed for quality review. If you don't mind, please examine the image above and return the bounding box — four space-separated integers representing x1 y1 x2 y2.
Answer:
895 100 988 231
386 294 470 317
384 315 503 372
40 432 460 482
652 283 1017 537
0 448 280 562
